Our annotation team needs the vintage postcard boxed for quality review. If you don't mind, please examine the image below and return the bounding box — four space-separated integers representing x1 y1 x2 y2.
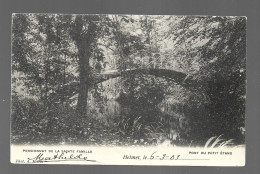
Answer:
11 14 246 166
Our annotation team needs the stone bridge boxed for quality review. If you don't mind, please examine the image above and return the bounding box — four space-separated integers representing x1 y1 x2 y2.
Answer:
92 68 195 87
54 68 198 101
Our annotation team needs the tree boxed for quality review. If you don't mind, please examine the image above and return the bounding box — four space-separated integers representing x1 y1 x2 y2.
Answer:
69 15 98 117
164 16 246 141
12 14 78 107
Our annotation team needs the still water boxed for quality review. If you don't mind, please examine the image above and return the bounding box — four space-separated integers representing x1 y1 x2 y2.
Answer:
87 76 192 145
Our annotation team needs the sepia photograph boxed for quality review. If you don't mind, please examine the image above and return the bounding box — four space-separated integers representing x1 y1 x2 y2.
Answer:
10 14 246 165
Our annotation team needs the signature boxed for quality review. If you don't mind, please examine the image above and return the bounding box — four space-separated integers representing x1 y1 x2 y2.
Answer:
27 152 96 163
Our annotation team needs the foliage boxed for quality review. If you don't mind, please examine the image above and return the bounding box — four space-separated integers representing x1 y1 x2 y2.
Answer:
11 14 246 146
204 135 234 148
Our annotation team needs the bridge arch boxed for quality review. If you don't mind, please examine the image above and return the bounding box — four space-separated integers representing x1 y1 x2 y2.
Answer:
55 68 198 101
93 68 196 88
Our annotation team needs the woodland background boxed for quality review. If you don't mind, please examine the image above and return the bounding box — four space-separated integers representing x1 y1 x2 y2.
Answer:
11 14 246 146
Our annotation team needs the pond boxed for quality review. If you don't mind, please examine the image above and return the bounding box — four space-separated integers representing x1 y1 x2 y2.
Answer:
87 75 193 146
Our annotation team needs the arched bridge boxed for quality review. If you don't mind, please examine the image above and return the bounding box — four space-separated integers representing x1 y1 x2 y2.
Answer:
55 68 198 100
92 68 196 87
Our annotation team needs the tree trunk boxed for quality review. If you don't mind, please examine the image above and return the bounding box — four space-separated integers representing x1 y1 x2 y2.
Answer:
76 38 91 117
73 16 97 117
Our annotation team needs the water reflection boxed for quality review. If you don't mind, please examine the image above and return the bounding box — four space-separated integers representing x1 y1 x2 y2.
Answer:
88 76 192 145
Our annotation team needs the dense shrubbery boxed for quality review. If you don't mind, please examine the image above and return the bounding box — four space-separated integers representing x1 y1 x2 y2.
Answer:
11 95 155 145
11 94 189 146
11 95 112 145
12 95 69 144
